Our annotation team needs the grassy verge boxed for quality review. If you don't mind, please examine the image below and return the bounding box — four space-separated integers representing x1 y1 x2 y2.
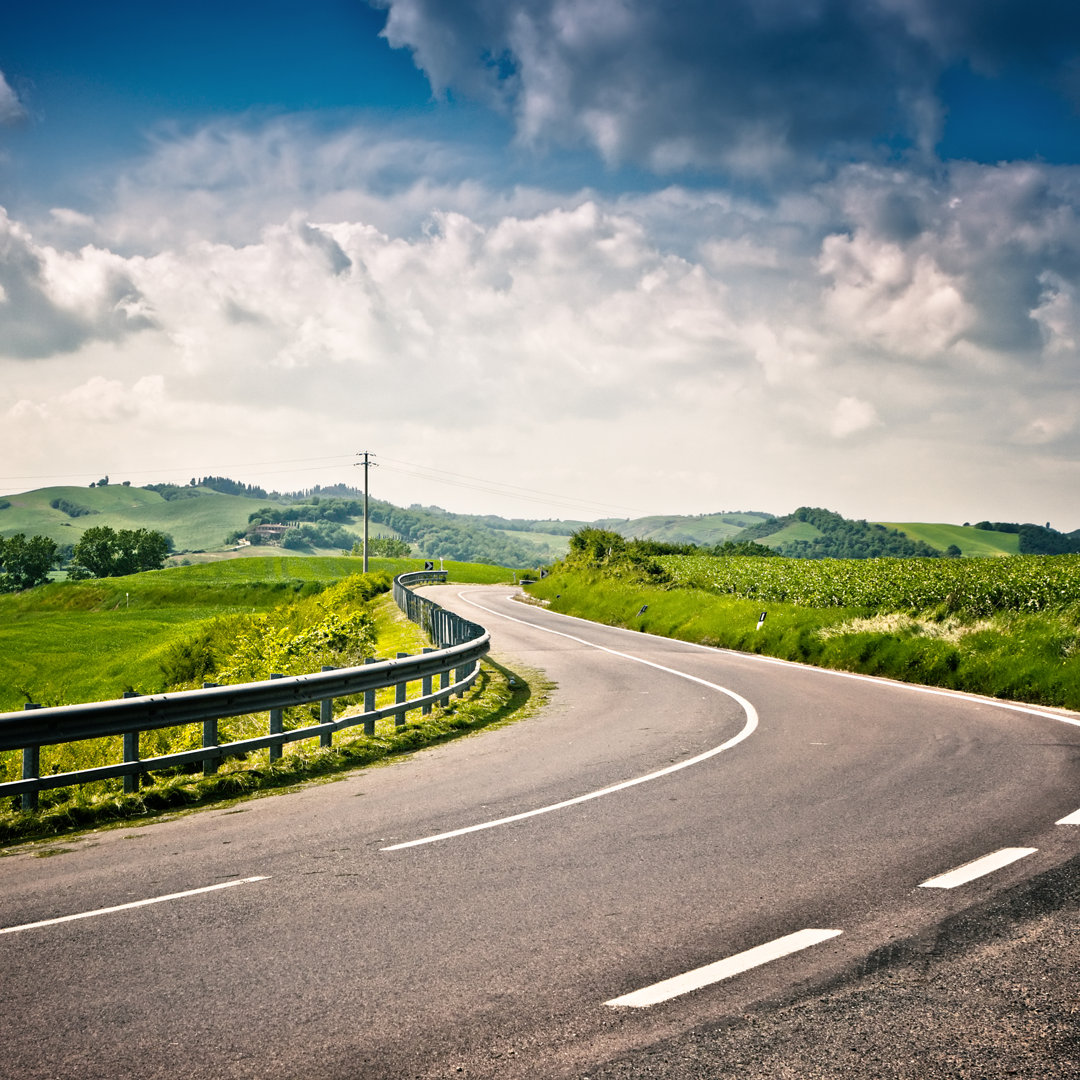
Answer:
0 558 547 845
526 569 1080 711
0 556 520 712
0 652 550 848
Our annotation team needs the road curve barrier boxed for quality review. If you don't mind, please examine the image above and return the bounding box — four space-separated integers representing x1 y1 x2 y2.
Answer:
0 571 489 811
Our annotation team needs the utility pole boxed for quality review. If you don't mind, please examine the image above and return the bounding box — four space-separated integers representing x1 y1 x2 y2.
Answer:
355 451 376 573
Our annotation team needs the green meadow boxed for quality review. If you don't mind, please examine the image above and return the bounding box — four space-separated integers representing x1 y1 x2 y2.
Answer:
0 556 516 713
0 555 535 842
879 522 1020 556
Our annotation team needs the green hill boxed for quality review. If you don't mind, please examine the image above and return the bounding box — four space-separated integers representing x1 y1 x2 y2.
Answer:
4 481 1073 567
878 522 1019 557
597 512 774 546
0 485 281 552
0 484 561 567
752 520 823 548
738 507 943 558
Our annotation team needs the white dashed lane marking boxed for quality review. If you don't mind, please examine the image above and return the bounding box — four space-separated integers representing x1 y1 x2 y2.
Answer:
918 848 1037 889
604 928 843 1008
0 877 268 935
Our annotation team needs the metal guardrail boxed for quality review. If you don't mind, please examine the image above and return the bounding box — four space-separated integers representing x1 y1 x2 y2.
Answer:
0 571 489 810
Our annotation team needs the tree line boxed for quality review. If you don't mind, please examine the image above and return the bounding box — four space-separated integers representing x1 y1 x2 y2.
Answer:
972 520 1080 555
241 497 551 566
739 507 945 559
0 526 172 592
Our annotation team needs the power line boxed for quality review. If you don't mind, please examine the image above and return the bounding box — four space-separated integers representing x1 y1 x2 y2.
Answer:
378 456 645 517
2 451 645 519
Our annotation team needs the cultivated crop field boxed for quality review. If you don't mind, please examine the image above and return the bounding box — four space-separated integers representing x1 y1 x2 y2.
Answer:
657 553 1080 617
528 549 1080 713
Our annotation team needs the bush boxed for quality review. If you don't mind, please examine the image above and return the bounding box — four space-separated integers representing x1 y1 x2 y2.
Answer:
49 498 93 518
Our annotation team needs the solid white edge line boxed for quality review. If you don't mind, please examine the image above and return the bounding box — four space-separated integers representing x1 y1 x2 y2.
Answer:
918 847 1037 889
605 928 843 1008
381 594 759 851
1056 808 1080 825
0 876 269 935
489 590 1080 731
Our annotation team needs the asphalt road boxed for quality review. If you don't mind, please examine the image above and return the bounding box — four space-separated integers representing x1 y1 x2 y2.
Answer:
1 584 1078 1079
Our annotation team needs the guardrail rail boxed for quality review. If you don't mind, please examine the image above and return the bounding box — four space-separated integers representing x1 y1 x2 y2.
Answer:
0 571 489 811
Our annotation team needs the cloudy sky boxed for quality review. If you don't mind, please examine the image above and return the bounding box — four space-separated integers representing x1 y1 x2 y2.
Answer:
2 1 1080 527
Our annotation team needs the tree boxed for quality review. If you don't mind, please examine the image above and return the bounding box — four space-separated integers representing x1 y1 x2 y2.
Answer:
69 526 171 578
0 533 58 592
69 525 118 578
113 528 171 574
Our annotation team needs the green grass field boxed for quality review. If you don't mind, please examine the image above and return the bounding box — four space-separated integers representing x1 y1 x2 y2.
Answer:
755 520 823 547
0 556 518 713
609 512 762 545
0 484 263 551
0 484 410 554
879 522 1020 556
494 529 571 558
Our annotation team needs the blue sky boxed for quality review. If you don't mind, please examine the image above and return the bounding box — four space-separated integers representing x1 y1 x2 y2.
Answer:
2 1 1080 526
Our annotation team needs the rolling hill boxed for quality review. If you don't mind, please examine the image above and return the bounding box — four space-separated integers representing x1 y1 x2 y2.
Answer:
879 522 1019 557
3 481 1076 566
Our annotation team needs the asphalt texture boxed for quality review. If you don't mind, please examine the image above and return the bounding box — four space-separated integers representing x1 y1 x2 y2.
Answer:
579 850 1080 1079
1 584 1078 1079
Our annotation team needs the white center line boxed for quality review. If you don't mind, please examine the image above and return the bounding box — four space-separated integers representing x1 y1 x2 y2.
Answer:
1056 808 1080 825
918 848 1037 889
0 876 269 935
605 928 843 1008
381 592 758 851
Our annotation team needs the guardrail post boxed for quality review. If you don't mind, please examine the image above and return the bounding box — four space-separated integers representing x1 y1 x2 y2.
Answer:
21 703 41 811
395 652 408 727
363 658 377 736
455 662 469 698
320 667 334 748
422 648 434 715
202 682 219 775
122 691 140 793
268 673 284 762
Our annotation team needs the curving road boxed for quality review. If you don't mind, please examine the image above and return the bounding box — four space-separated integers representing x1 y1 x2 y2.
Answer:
1 584 1079 1079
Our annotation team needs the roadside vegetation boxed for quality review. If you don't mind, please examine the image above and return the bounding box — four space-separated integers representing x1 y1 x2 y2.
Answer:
0 651 543 847
0 555 516 712
526 529 1080 711
0 555 544 845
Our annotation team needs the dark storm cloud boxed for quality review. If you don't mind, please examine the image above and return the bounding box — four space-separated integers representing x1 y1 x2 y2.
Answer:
371 0 1080 175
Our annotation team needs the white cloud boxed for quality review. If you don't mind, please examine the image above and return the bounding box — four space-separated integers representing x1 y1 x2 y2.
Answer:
819 230 974 359
0 71 25 126
831 396 881 438
0 209 154 358
4 117 1080 525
